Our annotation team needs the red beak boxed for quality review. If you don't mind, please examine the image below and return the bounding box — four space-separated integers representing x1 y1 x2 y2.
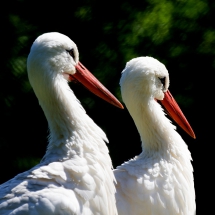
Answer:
72 61 124 109
160 90 196 139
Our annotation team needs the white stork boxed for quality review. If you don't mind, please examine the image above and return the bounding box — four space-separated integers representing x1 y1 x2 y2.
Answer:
114 57 196 215
0 32 123 215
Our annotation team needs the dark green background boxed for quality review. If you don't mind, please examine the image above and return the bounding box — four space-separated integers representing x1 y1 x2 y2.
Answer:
1 0 212 210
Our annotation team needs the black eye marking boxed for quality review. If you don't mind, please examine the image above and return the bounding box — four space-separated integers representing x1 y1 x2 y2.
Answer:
158 77 166 86
66 48 75 59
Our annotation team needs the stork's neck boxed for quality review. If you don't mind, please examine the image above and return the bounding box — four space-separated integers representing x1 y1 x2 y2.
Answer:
36 75 108 162
126 97 177 153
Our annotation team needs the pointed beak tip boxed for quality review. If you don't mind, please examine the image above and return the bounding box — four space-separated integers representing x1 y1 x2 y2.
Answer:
110 100 124 109
118 103 124 109
187 130 196 139
192 133 196 139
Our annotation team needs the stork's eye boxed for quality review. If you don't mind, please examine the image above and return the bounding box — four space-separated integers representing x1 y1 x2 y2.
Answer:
66 49 75 59
158 77 166 86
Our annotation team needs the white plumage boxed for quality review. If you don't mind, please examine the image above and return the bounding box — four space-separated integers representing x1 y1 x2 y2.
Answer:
114 57 196 215
0 32 122 215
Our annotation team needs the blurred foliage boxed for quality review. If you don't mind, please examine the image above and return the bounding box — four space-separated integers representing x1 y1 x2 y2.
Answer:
1 2 213 208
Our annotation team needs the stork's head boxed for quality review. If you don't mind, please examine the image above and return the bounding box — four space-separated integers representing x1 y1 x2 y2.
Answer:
120 56 195 138
27 32 79 83
120 57 169 102
27 32 123 109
